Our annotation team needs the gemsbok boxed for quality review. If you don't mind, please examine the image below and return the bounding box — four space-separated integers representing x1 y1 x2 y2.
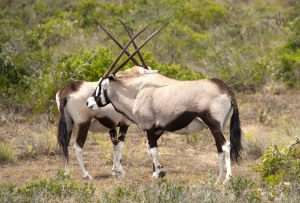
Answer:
56 20 164 179
87 25 242 183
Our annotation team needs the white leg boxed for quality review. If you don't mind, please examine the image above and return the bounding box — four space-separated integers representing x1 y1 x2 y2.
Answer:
111 144 117 172
222 142 232 181
147 142 163 169
217 152 225 183
150 147 161 178
112 141 125 176
73 143 93 180
65 159 70 175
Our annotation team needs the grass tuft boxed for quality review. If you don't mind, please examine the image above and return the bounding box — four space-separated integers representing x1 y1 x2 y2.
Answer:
0 142 15 164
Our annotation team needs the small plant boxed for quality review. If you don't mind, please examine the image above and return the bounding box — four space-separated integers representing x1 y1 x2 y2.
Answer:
0 142 15 164
97 134 113 164
157 181 185 203
227 176 256 201
186 133 202 145
259 107 271 123
243 129 264 159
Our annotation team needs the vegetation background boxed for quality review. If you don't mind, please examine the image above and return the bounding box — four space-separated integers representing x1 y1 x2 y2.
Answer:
0 0 300 202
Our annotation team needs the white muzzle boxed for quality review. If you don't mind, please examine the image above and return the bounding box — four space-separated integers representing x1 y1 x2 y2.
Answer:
87 97 98 110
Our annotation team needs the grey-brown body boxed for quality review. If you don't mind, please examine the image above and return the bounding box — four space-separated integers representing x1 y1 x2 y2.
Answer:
56 66 158 179
87 73 242 182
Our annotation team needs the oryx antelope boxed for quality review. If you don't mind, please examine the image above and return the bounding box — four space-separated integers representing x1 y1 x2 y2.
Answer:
87 28 242 184
56 66 158 179
56 20 164 179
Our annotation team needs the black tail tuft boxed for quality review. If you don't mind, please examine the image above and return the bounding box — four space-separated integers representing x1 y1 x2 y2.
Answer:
230 106 242 163
57 114 70 163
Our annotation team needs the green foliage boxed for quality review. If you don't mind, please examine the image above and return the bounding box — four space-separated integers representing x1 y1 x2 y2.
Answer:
255 139 300 186
142 51 206 80
33 46 113 113
0 18 35 110
101 180 186 203
0 142 15 164
0 170 95 203
227 176 256 201
1 0 300 114
275 17 300 87
158 63 205 80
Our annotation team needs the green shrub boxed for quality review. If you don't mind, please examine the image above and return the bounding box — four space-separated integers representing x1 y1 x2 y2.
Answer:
0 170 95 203
0 142 14 164
254 138 300 186
101 180 186 203
32 46 113 114
142 51 206 80
227 176 257 202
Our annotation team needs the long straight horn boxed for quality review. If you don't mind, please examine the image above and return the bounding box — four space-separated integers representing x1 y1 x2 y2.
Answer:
95 19 141 66
103 24 150 78
118 18 149 69
111 22 168 75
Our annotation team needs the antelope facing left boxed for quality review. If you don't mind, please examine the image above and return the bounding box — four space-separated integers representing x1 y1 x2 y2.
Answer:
87 24 242 184
56 20 165 179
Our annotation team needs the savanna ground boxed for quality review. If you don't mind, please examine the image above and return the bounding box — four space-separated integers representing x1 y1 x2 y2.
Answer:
1 84 300 202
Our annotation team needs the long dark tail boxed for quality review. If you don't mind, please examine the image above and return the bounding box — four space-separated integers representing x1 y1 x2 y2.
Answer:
230 103 242 163
57 98 70 163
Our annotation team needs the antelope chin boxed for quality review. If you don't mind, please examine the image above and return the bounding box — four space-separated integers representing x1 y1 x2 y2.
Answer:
87 97 98 110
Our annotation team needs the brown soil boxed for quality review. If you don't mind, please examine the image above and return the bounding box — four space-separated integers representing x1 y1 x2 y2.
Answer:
1 89 299 195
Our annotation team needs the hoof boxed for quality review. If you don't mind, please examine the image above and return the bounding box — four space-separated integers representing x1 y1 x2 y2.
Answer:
83 175 93 180
159 171 166 178
112 170 125 178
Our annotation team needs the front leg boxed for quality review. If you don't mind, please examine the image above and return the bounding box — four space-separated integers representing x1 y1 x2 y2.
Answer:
146 141 163 169
110 125 128 177
109 129 118 173
146 130 165 178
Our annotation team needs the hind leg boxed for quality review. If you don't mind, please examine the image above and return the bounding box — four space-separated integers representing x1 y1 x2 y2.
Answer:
64 112 74 175
74 121 93 180
210 130 231 183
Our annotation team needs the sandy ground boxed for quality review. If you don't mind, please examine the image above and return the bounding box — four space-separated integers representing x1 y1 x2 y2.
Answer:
1 89 299 195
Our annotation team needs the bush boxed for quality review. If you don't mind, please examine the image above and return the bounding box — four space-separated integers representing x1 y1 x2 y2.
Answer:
0 170 95 203
101 180 187 203
275 18 300 87
254 138 300 185
227 176 260 202
32 46 113 114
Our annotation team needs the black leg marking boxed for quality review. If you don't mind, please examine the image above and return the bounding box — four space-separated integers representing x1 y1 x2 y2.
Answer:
109 129 118 145
211 130 227 153
159 171 166 178
76 121 91 148
118 124 129 142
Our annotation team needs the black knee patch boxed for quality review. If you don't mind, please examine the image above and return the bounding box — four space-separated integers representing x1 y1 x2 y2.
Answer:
159 171 166 178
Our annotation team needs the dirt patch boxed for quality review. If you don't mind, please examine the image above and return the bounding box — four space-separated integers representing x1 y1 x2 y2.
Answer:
1 90 299 195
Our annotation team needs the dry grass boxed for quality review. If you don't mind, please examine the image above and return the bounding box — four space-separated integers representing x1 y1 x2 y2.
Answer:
0 89 300 201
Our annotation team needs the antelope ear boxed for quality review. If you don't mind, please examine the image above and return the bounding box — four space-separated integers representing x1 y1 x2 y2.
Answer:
108 74 116 81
